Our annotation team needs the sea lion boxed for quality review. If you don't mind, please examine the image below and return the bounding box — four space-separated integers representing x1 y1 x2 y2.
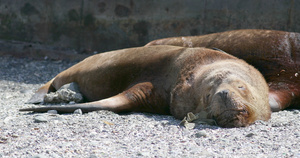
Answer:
146 29 300 112
20 45 271 128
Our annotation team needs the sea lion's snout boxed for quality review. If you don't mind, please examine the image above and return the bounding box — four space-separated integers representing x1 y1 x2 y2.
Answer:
211 89 252 128
218 89 230 103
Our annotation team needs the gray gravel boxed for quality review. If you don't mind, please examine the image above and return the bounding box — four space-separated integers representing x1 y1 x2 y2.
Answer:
0 56 299 158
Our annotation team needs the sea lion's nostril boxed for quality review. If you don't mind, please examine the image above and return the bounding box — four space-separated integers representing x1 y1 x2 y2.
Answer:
218 90 229 102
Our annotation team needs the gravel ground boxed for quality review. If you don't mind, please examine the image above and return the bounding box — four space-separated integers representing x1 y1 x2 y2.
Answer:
0 56 299 158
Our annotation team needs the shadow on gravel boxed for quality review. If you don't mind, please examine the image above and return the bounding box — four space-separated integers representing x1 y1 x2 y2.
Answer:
127 112 220 130
0 57 76 84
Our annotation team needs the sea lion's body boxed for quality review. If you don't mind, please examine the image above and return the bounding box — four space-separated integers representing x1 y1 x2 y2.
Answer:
21 45 271 127
146 29 300 111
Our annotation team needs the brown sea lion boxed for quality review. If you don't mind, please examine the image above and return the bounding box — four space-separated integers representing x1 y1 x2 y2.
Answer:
20 45 271 128
146 29 300 112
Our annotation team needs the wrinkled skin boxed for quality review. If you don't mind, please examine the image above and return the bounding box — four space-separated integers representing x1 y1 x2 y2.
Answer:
146 29 300 112
20 45 271 128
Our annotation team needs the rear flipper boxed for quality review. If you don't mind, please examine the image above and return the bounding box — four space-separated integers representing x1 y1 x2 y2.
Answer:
20 82 170 114
20 93 129 113
20 104 105 113
27 79 56 104
269 89 299 112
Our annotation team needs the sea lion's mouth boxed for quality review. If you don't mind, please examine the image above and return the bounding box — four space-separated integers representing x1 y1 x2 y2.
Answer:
210 89 253 128
213 108 250 128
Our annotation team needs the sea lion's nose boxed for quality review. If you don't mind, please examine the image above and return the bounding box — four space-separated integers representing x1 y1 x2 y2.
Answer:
217 89 229 102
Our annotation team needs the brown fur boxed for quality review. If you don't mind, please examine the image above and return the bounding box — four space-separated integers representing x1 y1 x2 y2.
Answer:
146 29 300 111
21 45 270 127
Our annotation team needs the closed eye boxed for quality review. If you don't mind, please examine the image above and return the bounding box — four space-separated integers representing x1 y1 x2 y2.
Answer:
238 86 245 90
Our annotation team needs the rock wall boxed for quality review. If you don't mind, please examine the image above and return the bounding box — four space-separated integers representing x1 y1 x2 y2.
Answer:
0 0 299 59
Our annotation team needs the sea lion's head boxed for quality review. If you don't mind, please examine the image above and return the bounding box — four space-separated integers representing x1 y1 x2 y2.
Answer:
206 74 271 128
192 60 271 128
171 53 271 128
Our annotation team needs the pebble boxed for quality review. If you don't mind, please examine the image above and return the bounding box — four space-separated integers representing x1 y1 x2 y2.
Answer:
194 130 207 138
47 110 58 114
30 154 47 158
50 117 66 123
89 154 98 158
245 133 255 137
137 151 151 157
184 122 195 129
4 116 13 124
160 120 169 126
34 115 48 123
43 82 83 103
74 109 83 115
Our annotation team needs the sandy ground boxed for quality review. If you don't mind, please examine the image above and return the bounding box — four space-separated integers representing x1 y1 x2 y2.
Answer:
0 56 299 158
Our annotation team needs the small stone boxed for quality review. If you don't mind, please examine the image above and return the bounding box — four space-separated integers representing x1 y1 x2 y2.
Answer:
51 117 67 124
245 133 255 137
44 82 83 103
30 154 47 158
5 94 13 99
272 123 282 127
44 92 59 103
137 151 151 157
4 117 13 124
0 137 8 144
74 109 82 115
185 122 195 129
102 120 114 125
34 115 48 123
89 154 98 158
89 132 98 137
254 120 268 126
294 132 300 137
160 120 169 126
293 110 299 114
194 131 207 138
11 134 19 138
20 89 31 94
180 111 216 128
47 110 58 114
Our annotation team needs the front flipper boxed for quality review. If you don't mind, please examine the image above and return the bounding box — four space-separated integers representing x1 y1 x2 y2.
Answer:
21 82 169 114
